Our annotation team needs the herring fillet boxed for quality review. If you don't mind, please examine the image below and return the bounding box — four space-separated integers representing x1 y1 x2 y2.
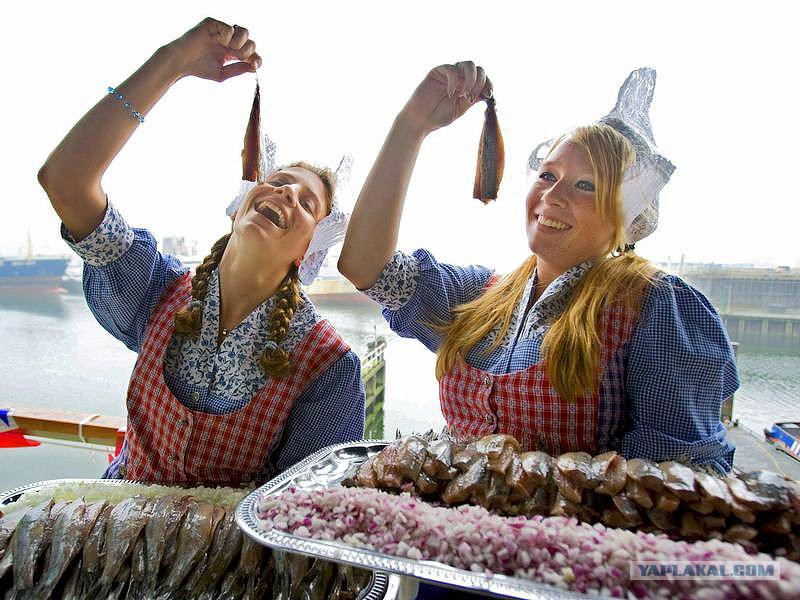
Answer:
186 508 242 597
350 433 800 560
2 485 376 597
34 500 105 598
156 501 221 595
159 497 196 576
142 494 192 597
242 82 262 183
11 499 54 591
91 496 150 597
473 97 504 203
0 506 32 563
78 502 112 596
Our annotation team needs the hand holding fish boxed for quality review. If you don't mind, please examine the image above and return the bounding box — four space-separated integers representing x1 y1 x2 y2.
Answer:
339 61 501 288
164 17 262 82
400 61 493 135
39 18 263 242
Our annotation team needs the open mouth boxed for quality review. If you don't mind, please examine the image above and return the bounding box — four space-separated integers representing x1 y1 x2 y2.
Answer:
536 214 572 231
255 200 288 229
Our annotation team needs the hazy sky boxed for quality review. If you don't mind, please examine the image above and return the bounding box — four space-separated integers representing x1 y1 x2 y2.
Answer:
3 0 799 272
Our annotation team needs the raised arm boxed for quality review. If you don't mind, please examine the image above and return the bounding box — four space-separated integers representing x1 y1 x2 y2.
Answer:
38 17 261 240
338 62 492 290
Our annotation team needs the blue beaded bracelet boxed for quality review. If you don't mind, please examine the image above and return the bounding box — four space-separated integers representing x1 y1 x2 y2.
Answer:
107 86 145 124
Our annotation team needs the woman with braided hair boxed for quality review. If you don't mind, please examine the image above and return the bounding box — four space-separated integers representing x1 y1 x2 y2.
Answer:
38 18 365 484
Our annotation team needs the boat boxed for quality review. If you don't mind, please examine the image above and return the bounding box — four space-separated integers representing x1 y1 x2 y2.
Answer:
764 421 800 461
0 231 70 288
0 256 69 287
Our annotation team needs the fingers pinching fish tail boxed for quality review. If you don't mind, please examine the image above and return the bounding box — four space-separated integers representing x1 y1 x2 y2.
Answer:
429 60 504 204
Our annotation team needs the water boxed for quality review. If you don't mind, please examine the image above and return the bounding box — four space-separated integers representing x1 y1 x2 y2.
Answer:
733 352 800 433
1 288 798 489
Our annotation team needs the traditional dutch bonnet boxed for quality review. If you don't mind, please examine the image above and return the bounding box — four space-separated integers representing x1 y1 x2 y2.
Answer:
527 68 676 244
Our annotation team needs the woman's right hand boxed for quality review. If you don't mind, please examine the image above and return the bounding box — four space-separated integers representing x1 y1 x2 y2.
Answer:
339 61 492 290
399 61 492 136
163 17 262 82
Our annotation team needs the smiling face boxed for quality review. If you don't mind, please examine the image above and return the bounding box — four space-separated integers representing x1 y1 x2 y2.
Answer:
233 166 330 267
525 139 621 277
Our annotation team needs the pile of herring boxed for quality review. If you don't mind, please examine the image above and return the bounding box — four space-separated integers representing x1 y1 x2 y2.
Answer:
0 484 371 599
346 433 800 561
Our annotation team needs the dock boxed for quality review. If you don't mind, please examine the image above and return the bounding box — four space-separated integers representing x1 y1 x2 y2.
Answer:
720 312 800 353
684 267 800 353
361 337 386 439
729 425 800 479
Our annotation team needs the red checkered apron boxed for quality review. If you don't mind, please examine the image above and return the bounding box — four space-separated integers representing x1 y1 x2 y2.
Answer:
124 273 349 484
440 301 640 456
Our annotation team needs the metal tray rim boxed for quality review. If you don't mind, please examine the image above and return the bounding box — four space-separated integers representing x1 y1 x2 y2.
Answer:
235 440 593 600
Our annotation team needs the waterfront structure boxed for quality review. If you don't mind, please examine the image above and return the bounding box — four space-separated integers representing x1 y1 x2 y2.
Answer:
362 337 386 439
683 266 800 353
686 267 800 314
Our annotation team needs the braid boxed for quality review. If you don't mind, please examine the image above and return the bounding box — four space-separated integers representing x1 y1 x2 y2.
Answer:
173 233 231 335
260 265 303 378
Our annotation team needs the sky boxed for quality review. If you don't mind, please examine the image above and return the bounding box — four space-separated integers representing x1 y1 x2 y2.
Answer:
2 0 799 272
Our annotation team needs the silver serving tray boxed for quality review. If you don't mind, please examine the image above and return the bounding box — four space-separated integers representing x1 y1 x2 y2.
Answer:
236 441 594 599
0 477 398 600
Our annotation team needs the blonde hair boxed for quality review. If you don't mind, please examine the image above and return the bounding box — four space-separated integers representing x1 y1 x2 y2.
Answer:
173 161 335 378
435 123 659 399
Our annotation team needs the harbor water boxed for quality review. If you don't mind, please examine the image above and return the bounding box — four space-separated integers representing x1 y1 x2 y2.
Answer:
1 286 798 489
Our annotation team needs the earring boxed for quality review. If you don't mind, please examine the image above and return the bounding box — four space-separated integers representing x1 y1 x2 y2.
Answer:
294 258 302 268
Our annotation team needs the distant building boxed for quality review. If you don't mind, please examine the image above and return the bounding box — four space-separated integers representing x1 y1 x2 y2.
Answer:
681 266 800 314
674 264 800 353
162 236 198 258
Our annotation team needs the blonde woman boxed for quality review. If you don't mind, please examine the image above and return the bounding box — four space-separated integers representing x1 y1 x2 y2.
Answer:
339 63 737 475
39 18 365 484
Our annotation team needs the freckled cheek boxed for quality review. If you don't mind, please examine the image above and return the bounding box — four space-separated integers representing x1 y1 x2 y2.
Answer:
571 201 600 224
581 216 615 248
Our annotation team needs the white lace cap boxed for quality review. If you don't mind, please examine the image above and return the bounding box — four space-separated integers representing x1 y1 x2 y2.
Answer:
527 68 676 244
226 151 352 286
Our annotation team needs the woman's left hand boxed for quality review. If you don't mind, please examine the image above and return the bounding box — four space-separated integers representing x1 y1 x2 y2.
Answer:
164 17 262 82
